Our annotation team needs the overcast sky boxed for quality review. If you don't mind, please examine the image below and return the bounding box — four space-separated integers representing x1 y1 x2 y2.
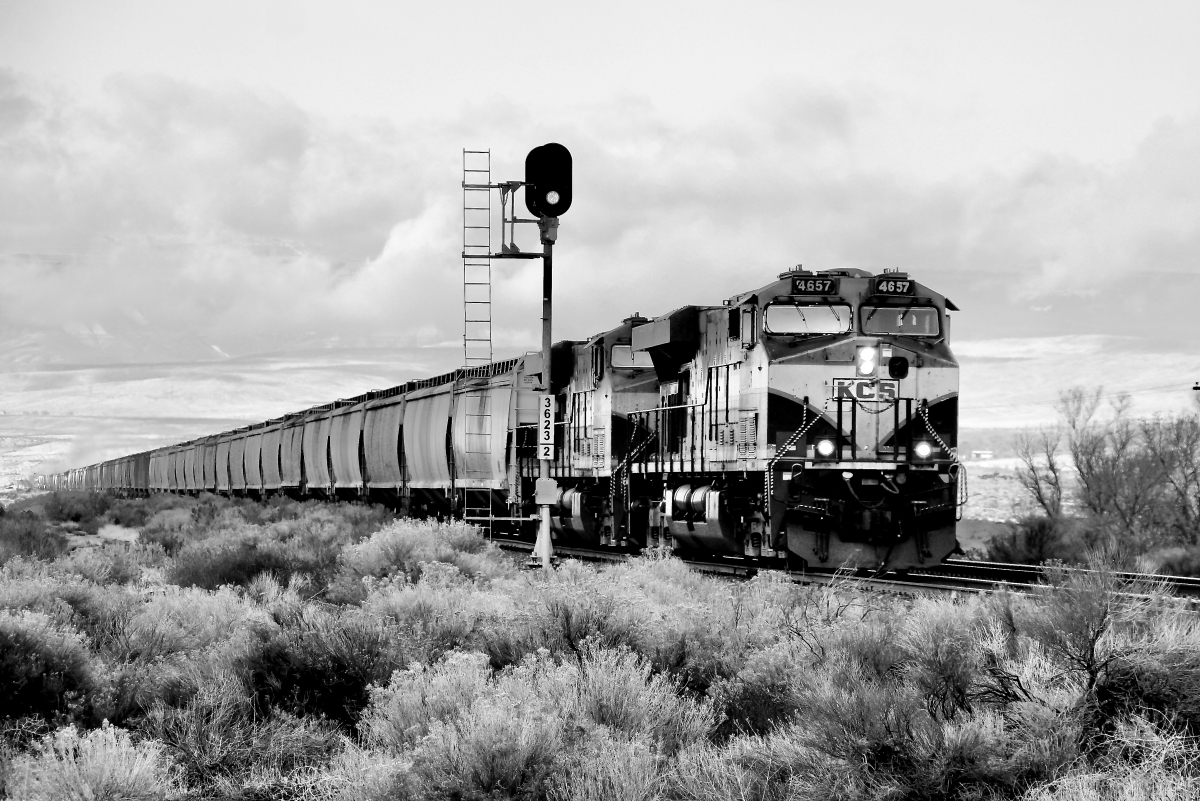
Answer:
2 1 1199 391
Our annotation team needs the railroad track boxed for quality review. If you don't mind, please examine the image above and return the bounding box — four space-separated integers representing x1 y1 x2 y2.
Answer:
490 538 1200 599
935 558 1200 598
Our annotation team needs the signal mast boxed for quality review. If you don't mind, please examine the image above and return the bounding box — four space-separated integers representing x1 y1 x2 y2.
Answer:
461 143 573 569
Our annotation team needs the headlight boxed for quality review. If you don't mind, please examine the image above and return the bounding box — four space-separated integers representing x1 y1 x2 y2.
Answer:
913 441 934 459
816 439 836 457
857 346 878 376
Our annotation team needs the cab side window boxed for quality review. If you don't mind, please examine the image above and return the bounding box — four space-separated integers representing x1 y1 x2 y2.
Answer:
739 306 757 346
591 344 604 386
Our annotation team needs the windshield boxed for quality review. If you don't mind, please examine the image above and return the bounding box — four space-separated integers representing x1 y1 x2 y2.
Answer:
611 344 655 369
861 305 940 336
763 304 852 335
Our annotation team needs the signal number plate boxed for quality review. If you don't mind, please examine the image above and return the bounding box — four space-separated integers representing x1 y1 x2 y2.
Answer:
538 394 555 461
831 378 899 401
873 278 913 295
792 277 839 295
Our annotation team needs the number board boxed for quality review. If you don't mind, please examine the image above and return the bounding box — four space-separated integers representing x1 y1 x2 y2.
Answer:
538 394 555 461
873 278 914 296
791 276 839 295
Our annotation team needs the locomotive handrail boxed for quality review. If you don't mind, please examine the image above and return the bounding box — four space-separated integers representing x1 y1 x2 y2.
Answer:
628 401 706 414
626 400 710 474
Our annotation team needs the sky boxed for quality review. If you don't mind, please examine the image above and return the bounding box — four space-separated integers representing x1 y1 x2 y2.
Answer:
1 0 1199 468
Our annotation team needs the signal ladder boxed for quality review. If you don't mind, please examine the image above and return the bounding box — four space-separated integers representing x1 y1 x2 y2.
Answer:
462 150 493 366
462 392 495 538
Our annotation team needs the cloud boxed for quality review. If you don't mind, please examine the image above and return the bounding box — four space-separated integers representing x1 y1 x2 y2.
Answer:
958 117 1200 295
1 70 1198 367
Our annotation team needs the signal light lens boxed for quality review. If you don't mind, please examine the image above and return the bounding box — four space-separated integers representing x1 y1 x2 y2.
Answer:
913 441 934 459
857 346 878 376
545 190 560 204
816 439 836 458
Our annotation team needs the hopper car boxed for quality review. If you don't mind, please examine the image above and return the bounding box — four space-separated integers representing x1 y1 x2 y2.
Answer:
41 267 964 571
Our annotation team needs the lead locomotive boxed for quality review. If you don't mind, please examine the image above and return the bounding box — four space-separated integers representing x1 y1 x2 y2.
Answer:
44 267 962 572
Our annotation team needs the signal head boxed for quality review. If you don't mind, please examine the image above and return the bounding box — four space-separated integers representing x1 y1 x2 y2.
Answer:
525 142 573 217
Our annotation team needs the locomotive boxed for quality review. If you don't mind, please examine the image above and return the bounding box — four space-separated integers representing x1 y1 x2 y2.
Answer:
42 266 963 572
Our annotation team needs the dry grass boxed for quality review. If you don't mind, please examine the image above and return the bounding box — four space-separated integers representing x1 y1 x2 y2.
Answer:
5 722 177 801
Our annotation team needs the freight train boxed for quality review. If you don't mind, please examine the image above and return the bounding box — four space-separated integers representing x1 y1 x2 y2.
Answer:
40 267 964 571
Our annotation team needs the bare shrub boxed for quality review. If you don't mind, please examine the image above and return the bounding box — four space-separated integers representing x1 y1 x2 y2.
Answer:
237 604 407 729
363 641 711 797
363 651 492 751
1000 700 1082 786
241 709 342 778
409 693 563 801
532 556 761 695
137 508 195 555
1025 716 1200 800
4 722 177 801
542 586 641 655
162 502 392 590
360 564 522 664
708 641 804 741
791 666 940 789
548 730 663 801
571 641 715 756
55 544 143 586
0 569 83 623
315 742 414 801
123 585 261 660
670 739 791 801
987 514 1074 564
167 531 290 589
106 499 151 529
331 520 515 602
1020 564 1129 692
44 492 111 534
142 669 341 791
0 610 92 723
1147 544 1200 577
141 670 253 785
898 597 986 721
0 513 66 563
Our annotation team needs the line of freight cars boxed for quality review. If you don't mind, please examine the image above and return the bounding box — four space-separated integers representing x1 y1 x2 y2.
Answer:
41 267 964 571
